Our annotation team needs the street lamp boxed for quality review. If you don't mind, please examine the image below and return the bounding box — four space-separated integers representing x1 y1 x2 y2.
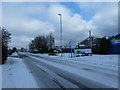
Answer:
58 14 63 57
89 30 92 56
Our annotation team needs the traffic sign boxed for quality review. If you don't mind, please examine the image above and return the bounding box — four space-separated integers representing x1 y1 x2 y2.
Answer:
68 41 76 49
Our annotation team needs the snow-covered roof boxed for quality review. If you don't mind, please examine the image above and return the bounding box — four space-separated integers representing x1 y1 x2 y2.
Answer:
109 34 120 40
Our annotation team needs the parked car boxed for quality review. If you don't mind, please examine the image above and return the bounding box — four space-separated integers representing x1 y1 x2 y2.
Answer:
30 49 39 53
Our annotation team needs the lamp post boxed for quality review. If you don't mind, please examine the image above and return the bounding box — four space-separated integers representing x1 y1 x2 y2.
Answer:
89 30 92 56
58 14 63 57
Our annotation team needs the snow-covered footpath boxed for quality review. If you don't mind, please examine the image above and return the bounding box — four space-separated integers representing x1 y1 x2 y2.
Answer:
2 53 39 88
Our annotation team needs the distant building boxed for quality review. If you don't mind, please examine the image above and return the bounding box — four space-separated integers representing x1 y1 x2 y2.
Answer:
53 46 62 49
80 36 100 48
53 45 71 52
109 34 120 54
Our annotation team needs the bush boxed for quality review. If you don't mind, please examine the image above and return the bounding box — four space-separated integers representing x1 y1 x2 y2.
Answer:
2 44 8 64
48 53 57 56
8 49 13 55
99 38 111 54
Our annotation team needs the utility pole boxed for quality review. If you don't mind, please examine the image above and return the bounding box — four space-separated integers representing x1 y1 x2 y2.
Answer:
58 14 63 57
0 28 2 64
89 30 92 56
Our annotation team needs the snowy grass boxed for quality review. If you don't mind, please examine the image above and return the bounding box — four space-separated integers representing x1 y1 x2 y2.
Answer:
30 53 118 71
28 55 118 88
20 52 119 88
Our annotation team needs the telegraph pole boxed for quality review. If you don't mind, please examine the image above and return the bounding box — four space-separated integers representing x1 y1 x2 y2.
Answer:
58 14 63 57
89 30 92 56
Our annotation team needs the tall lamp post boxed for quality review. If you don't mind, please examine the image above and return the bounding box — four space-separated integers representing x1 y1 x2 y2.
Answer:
89 30 92 56
58 14 63 57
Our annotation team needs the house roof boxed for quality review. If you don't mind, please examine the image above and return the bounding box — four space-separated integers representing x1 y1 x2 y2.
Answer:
80 36 99 44
109 34 120 40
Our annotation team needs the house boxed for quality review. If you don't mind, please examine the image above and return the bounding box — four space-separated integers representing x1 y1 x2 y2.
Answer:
53 45 71 53
108 34 120 54
80 36 100 48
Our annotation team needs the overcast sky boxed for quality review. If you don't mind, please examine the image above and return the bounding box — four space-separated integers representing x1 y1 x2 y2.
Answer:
1 2 118 49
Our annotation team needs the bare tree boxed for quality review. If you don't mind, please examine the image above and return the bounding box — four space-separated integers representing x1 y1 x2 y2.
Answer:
29 40 35 50
2 27 11 46
29 33 55 52
46 32 55 49
1 27 11 64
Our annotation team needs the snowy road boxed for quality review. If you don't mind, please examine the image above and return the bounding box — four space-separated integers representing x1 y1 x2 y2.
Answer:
21 53 118 88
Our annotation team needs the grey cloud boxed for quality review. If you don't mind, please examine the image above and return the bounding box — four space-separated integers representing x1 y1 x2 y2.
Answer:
2 2 118 48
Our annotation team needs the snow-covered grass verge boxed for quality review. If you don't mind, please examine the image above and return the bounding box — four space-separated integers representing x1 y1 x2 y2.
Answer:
29 55 118 88
2 52 38 88
26 52 119 88
31 53 118 71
